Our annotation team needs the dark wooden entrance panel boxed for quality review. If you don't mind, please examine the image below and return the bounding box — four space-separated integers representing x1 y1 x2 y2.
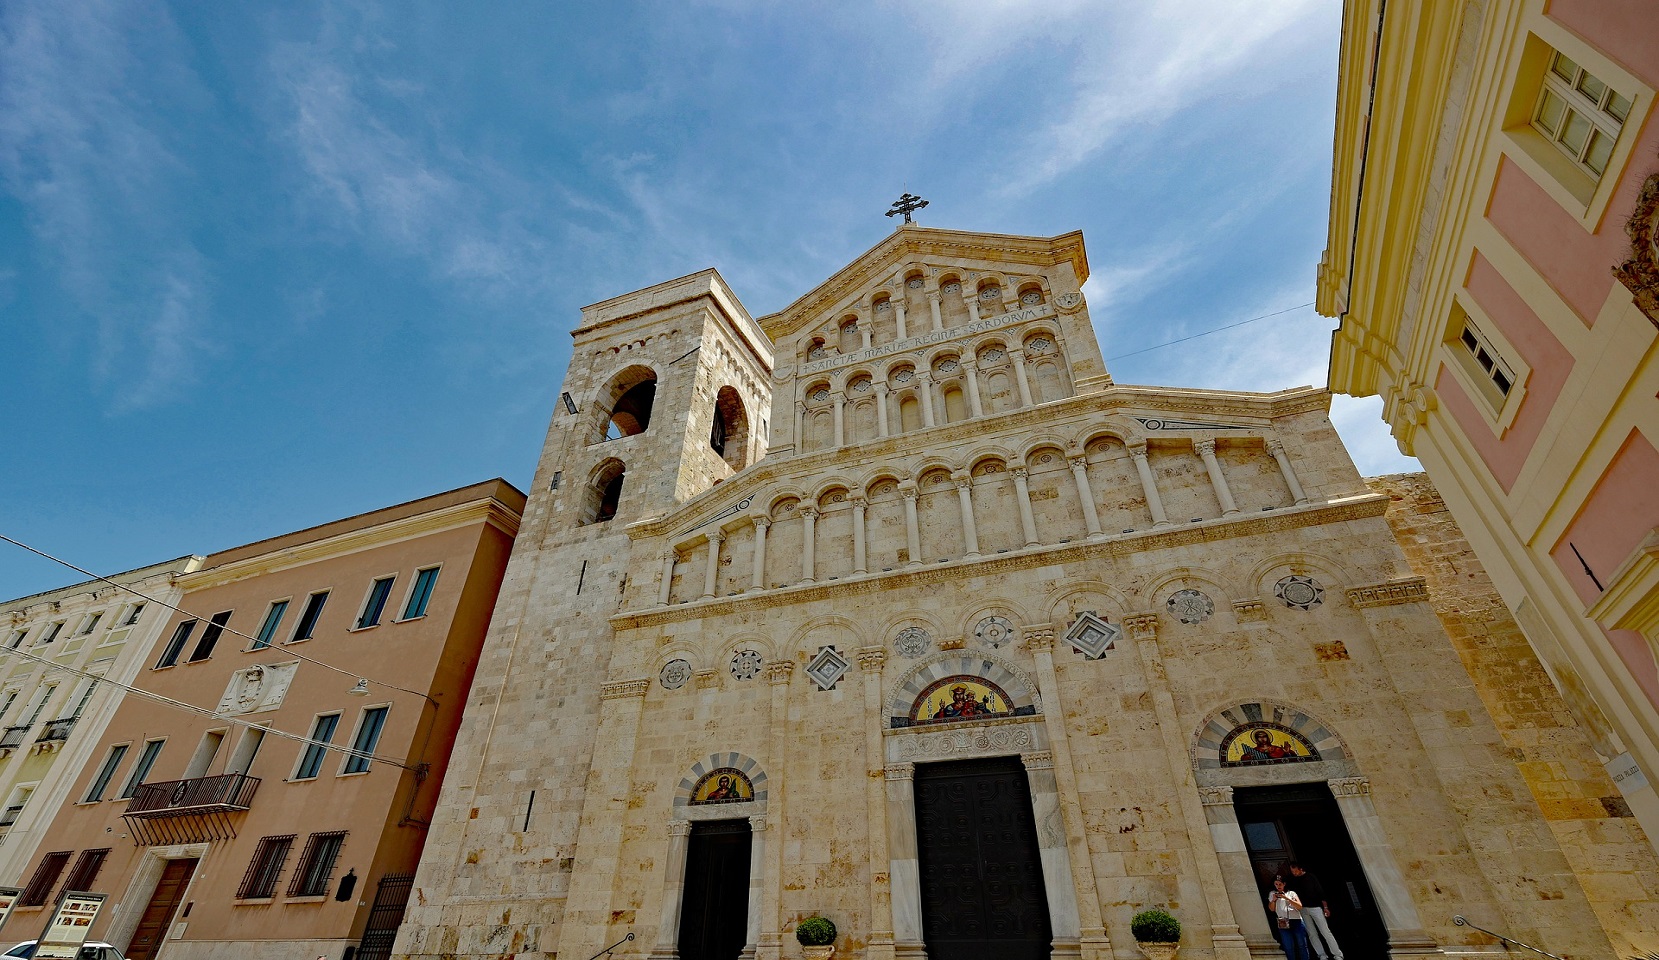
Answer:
125 857 198 960
914 757 1052 960
678 820 753 960
1234 784 1389 960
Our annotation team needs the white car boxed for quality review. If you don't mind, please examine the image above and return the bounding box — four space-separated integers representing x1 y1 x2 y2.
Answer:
3 943 123 960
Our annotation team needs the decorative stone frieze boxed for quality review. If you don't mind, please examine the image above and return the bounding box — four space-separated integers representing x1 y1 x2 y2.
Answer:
1327 776 1371 798
1232 598 1268 622
1020 750 1055 771
599 678 651 700
1197 785 1235 806
1345 577 1429 608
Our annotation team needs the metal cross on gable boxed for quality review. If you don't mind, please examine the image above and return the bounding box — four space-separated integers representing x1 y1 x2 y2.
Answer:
886 192 929 224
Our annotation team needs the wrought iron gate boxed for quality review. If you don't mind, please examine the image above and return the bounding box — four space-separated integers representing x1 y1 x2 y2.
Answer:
355 872 416 960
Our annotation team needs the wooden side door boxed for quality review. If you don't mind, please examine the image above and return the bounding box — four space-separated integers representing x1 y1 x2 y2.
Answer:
124 858 197 960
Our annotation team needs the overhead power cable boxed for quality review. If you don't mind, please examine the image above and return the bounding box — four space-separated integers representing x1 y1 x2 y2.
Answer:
0 533 433 705
1105 302 1318 363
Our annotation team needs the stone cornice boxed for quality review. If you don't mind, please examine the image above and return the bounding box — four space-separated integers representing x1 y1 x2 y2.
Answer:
625 384 1332 544
1345 577 1430 608
611 494 1390 630
177 497 523 590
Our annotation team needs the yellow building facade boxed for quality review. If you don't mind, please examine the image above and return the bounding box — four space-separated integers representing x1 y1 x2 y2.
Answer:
1319 0 1659 843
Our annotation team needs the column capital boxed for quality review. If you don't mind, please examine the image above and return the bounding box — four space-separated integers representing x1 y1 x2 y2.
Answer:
850 495 869 510
748 814 768 831
1123 612 1159 641
1194 438 1217 458
1197 785 1235 806
1327 776 1371 797
707 528 726 544
1025 628 1056 652
1019 751 1056 771
1068 455 1088 471
916 370 933 383
874 381 890 396
899 480 919 499
669 819 694 837
1128 441 1149 458
662 548 679 562
884 762 916 782
766 661 795 685
751 514 771 530
1265 437 1286 456
798 504 819 519
1010 464 1029 479
830 389 846 402
926 290 942 304
857 646 888 671
951 471 973 489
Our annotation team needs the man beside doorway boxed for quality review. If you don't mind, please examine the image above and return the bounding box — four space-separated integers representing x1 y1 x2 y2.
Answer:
1287 862 1344 960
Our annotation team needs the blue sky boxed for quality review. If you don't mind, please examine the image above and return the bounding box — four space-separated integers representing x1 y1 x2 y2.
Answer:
0 0 1415 599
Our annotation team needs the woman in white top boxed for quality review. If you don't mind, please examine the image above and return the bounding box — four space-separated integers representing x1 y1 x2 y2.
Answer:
1268 875 1313 960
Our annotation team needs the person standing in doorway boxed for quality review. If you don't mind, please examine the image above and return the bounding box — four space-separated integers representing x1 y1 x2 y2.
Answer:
1268 875 1312 960
1288 862 1344 960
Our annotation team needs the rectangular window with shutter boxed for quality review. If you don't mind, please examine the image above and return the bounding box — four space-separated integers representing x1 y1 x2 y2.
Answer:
84 744 129 803
156 620 196 668
294 714 340 781
356 578 395 629
288 831 346 897
20 851 70 905
252 600 289 650
238 835 295 899
188 611 233 662
400 567 441 620
342 706 388 775
63 849 109 892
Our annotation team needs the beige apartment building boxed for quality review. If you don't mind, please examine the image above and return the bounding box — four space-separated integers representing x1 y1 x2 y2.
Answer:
0 559 203 886
393 226 1658 960
0 480 523 960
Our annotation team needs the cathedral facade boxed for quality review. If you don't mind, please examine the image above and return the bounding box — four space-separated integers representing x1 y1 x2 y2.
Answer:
392 227 1650 960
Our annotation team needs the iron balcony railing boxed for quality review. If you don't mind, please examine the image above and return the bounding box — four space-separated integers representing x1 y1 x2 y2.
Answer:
0 805 22 827
125 773 260 818
36 718 76 743
0 727 29 750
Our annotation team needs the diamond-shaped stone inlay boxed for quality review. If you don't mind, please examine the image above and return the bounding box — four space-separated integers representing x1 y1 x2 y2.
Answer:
1275 575 1324 610
1065 611 1120 660
1166 589 1214 624
730 649 763 681
937 359 959 373
974 616 1014 649
660 659 693 690
894 626 931 658
806 645 850 691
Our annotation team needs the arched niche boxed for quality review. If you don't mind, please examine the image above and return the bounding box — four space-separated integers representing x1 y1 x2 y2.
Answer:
1192 699 1357 788
595 366 658 442
710 385 750 469
887 651 1040 729
673 752 770 819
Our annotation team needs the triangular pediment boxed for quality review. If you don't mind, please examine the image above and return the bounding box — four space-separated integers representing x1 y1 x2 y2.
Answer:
757 225 1087 343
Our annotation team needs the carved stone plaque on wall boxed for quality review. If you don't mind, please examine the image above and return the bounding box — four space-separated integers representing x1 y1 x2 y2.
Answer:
216 661 300 715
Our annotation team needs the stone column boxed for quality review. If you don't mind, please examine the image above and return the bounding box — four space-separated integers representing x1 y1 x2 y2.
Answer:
1130 442 1170 527
963 363 984 418
875 384 891 438
1026 629 1111 960
742 816 767 960
1011 467 1041 546
1327 777 1437 952
1011 347 1034 407
894 300 908 340
832 392 846 448
1195 440 1239 516
917 373 936 428
928 291 943 332
750 517 770 591
860 316 872 351
658 550 676 605
852 496 868 575
952 472 980 558
1068 456 1104 538
966 297 982 324
859 648 895 960
648 819 694 960
1126 616 1251 960
702 530 725 599
799 505 818 583
885 762 925 959
761 661 794 960
1022 752 1082 958
1199 786 1277 950
900 482 922 566
793 399 805 454
1267 438 1311 504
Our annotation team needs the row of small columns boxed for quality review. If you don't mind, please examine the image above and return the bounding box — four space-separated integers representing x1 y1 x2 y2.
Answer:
658 438 1310 603
849 270 1028 347
804 348 1040 448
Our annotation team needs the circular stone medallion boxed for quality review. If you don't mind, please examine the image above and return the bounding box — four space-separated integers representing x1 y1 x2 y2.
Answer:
730 649 762 681
660 659 693 690
1274 575 1324 610
1166 589 1214 624
894 626 932 658
974 616 1015 648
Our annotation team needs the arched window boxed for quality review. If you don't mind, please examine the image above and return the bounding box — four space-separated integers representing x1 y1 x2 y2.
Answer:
585 460 627 524
710 386 750 470
594 366 658 443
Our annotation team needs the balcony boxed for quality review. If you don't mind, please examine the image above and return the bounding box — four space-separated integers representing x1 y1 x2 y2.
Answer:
35 718 76 745
0 726 29 752
0 805 21 827
122 773 259 846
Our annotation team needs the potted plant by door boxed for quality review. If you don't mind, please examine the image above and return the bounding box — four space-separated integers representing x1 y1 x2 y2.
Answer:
1130 908 1181 960
795 916 837 960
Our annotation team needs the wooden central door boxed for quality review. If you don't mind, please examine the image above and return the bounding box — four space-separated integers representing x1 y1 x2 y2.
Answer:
125 858 197 960
914 757 1051 960
677 820 752 960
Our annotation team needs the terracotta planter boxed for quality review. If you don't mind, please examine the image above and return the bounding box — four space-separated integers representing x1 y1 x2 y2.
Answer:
801 945 835 960
1136 941 1179 960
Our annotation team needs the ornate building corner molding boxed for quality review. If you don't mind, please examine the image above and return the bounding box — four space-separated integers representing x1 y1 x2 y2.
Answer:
1123 613 1159 642
1231 598 1268 622
1020 750 1056 771
600 678 652 700
1327 776 1371 798
1197 785 1235 807
766 660 796 685
884 763 916 782
1613 165 1659 328
857 646 888 671
1345 577 1429 608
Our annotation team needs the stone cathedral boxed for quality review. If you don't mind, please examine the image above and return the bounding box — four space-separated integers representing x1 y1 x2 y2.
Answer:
392 227 1650 960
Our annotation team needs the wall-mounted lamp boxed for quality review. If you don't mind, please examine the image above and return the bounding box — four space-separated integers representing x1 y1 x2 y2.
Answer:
348 679 370 697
